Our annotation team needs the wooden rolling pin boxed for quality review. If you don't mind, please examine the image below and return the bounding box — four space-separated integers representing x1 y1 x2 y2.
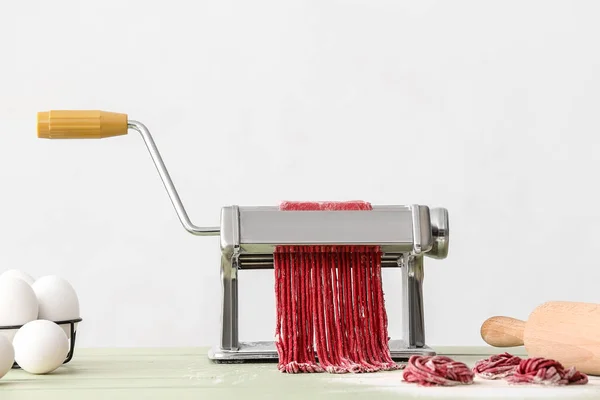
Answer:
481 301 600 375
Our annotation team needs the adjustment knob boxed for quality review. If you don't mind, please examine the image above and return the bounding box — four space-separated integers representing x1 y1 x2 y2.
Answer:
427 208 449 259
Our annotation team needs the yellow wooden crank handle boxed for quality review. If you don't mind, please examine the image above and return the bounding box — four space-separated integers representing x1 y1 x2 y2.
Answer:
37 110 129 139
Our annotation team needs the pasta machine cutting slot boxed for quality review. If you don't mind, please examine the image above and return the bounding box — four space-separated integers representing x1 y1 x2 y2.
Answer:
36 110 450 363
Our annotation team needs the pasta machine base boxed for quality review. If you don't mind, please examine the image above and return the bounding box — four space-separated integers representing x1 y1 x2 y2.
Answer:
208 341 435 363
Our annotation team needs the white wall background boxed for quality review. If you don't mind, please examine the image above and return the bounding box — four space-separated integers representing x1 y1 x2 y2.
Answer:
0 0 599 349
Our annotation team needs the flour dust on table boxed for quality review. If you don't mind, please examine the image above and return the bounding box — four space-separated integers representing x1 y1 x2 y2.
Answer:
327 369 600 399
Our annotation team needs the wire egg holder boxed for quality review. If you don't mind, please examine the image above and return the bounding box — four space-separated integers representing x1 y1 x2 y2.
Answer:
0 317 82 368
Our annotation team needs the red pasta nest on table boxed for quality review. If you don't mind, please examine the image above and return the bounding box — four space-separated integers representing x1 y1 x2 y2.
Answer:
472 352 522 379
507 357 588 386
402 355 475 386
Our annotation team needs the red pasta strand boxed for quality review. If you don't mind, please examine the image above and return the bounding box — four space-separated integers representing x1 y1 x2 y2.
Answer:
403 355 475 386
273 201 400 374
507 357 588 386
274 247 323 373
472 352 522 379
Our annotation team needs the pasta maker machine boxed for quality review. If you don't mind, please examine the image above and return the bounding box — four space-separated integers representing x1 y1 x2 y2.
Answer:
36 110 450 363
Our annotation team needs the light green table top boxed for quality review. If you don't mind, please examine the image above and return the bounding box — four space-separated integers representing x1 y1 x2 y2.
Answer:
2 347 600 399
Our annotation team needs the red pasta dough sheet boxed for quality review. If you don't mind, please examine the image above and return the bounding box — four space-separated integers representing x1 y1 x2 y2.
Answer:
279 200 373 211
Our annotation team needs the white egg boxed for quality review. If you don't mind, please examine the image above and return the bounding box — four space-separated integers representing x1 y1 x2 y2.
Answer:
0 276 39 342
0 334 14 379
0 269 34 286
32 276 80 339
13 320 68 374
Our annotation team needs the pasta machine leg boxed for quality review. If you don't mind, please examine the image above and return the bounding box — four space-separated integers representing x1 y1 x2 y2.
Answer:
387 254 435 359
405 255 425 348
219 255 239 351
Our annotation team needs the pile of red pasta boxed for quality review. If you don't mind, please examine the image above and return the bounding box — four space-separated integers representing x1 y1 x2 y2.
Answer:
402 352 588 386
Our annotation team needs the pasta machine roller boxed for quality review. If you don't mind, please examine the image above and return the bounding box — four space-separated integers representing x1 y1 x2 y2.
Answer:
36 110 450 363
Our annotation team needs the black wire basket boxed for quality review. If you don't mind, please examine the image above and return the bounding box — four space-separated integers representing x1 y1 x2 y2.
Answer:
0 318 82 369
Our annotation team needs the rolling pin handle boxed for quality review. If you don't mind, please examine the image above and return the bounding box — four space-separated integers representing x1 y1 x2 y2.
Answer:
480 316 525 347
